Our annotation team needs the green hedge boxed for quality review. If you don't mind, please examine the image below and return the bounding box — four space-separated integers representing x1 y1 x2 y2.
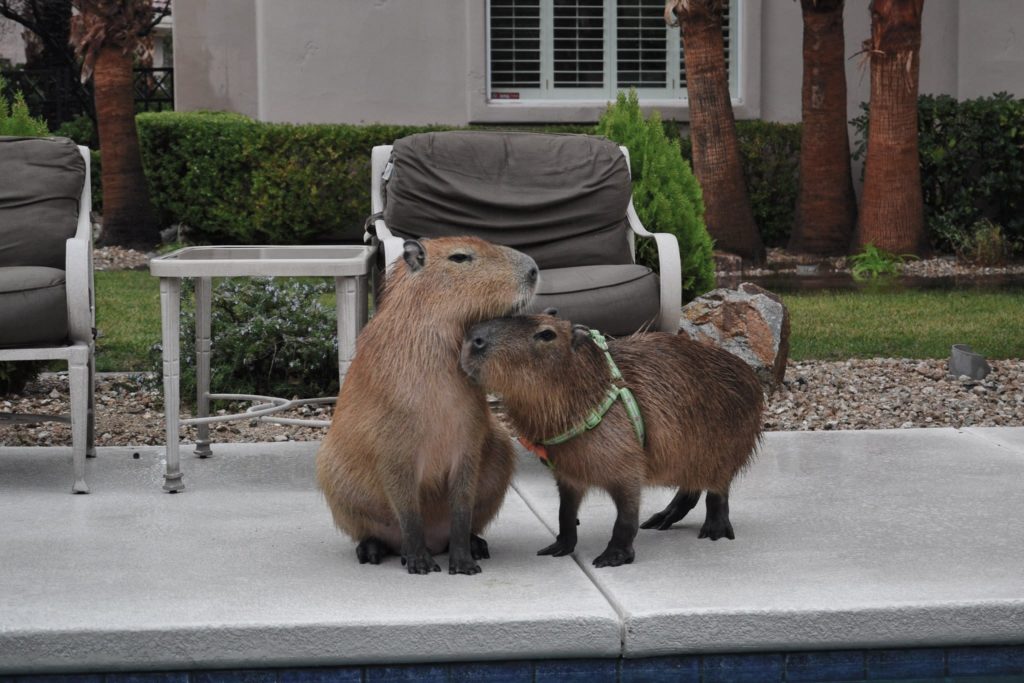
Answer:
852 92 1024 254
678 120 802 248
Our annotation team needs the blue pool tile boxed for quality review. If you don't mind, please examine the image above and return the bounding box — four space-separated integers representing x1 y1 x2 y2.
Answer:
620 655 700 683
364 664 448 683
277 668 362 683
191 672 277 683
16 676 103 683
449 660 532 682
865 648 945 680
947 645 1024 677
107 675 189 683
534 658 618 683
786 650 865 682
702 653 784 683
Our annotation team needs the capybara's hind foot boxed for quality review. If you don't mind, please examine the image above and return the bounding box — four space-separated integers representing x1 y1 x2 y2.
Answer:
640 489 701 530
401 548 441 574
593 546 635 568
699 517 734 540
537 537 576 557
355 537 392 565
470 534 490 560
449 552 482 576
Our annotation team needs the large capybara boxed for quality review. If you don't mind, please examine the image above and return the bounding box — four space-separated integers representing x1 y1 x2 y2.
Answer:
316 237 539 575
460 314 763 568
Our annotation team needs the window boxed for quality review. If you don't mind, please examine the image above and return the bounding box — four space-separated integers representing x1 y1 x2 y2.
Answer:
487 0 737 102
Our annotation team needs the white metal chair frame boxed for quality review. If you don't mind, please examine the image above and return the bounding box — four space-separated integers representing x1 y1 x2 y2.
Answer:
0 144 96 493
367 143 683 332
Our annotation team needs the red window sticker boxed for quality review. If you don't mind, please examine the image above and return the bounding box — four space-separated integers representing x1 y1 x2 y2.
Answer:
491 92 520 100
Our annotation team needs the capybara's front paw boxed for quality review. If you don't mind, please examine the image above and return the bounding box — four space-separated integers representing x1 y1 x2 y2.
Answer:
401 549 441 574
699 517 735 541
355 537 390 565
593 546 635 568
537 537 576 557
449 552 482 575
470 534 490 560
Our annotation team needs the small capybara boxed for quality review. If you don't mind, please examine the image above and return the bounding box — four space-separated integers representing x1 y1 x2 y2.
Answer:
316 236 539 575
460 314 763 568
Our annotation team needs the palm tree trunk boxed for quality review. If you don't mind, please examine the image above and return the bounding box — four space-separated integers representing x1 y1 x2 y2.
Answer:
788 0 856 255
676 1 764 263
92 44 157 250
855 0 925 254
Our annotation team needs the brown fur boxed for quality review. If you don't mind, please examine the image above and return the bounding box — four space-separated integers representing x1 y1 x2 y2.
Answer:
316 236 538 574
460 314 764 567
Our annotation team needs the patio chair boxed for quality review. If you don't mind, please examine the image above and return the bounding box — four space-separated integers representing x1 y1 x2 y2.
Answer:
0 136 96 493
366 131 681 335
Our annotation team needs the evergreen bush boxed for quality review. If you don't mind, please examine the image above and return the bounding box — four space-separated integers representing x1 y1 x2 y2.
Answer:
596 90 715 302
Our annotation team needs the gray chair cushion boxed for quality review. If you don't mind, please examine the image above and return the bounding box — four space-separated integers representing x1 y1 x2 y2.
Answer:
383 131 633 269
526 265 660 336
0 136 85 270
0 266 68 347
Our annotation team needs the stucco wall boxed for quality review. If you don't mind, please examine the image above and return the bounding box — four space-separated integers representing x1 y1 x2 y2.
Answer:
173 0 259 117
172 0 1024 125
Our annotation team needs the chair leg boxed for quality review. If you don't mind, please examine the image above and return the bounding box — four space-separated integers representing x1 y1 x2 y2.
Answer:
69 358 90 494
86 348 96 458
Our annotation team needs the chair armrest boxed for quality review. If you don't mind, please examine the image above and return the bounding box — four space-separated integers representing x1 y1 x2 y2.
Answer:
67 144 95 344
627 202 681 333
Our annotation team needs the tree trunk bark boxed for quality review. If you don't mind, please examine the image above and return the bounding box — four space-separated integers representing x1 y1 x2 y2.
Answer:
677 3 764 263
92 44 157 250
788 0 857 255
855 0 925 255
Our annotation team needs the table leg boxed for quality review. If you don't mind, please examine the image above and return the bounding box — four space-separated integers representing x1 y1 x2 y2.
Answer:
335 275 364 386
160 277 185 492
194 276 213 458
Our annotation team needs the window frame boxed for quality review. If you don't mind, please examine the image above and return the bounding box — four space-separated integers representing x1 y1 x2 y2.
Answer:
467 0 762 123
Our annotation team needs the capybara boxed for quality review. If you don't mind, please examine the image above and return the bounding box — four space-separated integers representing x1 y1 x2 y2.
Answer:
460 314 763 568
316 237 539 575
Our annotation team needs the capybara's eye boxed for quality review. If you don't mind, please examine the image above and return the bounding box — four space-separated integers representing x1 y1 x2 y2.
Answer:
448 253 472 264
534 329 557 342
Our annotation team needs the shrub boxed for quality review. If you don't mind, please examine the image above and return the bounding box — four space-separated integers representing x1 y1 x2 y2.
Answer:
678 119 802 248
149 277 341 408
137 112 451 243
0 73 49 136
596 90 715 301
54 114 97 147
849 243 916 281
852 93 1024 255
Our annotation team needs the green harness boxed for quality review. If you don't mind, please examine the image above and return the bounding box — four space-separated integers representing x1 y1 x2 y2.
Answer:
518 329 645 469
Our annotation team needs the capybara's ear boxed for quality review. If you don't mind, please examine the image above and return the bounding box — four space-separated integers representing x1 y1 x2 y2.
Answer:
543 307 559 317
571 324 590 350
402 239 426 272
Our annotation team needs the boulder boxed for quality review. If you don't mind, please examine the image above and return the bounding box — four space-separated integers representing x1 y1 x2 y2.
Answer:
679 282 790 390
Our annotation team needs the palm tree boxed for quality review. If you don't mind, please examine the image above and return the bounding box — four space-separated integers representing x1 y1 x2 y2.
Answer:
665 0 764 263
70 0 169 250
788 0 857 255
855 0 926 254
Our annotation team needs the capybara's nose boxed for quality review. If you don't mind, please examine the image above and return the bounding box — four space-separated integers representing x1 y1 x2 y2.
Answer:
527 266 539 285
471 335 488 353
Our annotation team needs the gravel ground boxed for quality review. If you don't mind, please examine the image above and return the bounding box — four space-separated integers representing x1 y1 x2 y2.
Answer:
1 247 1020 448
2 359 1022 447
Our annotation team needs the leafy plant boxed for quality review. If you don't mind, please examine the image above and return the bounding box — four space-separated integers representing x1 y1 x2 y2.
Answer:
849 243 916 281
0 73 49 136
149 277 340 409
852 93 1024 255
936 218 1011 267
679 119 802 248
54 114 97 147
596 90 715 301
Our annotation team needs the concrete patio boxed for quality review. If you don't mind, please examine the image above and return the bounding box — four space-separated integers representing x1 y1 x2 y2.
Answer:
1 428 1023 675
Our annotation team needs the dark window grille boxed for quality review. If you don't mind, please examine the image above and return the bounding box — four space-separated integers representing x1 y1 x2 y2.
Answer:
616 0 667 88
553 0 605 88
490 0 542 89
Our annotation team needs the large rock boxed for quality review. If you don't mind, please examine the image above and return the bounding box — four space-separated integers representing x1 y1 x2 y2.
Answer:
679 282 790 390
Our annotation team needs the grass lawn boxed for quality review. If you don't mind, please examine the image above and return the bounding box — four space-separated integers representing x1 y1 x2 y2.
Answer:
784 289 1024 361
92 271 1024 371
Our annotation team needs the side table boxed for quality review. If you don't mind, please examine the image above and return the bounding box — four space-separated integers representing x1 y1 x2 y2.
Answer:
149 245 375 492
